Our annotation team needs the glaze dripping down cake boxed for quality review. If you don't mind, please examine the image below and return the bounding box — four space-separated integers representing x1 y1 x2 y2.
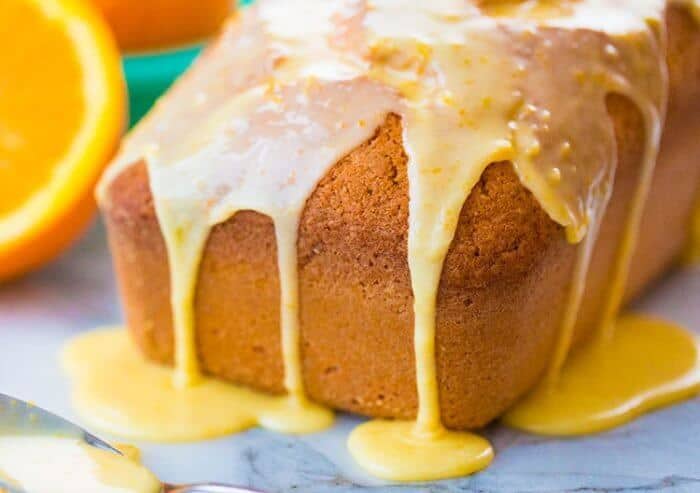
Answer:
96 0 700 447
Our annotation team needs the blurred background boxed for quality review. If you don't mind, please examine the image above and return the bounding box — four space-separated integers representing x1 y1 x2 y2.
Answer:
114 0 252 125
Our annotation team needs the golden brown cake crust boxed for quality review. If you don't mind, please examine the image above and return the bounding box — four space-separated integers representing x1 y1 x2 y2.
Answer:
103 5 700 429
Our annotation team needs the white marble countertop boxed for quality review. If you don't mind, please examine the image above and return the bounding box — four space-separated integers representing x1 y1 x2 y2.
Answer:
1 223 699 493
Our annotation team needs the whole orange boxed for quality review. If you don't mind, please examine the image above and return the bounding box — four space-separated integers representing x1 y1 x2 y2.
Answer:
92 0 234 53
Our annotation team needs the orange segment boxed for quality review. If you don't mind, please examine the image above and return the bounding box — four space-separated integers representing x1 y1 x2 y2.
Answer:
0 2 85 217
91 0 233 52
0 0 126 281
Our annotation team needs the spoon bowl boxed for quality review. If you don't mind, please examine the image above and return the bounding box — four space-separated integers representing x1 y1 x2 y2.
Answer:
0 393 263 493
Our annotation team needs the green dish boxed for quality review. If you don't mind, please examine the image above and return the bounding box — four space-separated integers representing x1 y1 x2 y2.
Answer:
122 45 202 127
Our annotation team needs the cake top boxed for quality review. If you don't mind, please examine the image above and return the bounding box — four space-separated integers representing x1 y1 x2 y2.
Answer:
100 0 671 244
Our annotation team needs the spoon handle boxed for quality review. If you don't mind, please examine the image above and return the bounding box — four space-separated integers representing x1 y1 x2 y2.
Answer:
0 393 119 455
163 484 264 493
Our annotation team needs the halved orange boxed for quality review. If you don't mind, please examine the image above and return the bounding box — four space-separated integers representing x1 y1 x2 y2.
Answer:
0 0 126 281
91 0 233 53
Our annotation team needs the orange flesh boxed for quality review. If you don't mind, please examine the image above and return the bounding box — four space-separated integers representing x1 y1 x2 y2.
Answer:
0 0 125 281
0 0 85 216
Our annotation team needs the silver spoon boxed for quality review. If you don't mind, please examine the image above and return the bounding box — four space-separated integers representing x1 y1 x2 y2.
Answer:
0 393 263 493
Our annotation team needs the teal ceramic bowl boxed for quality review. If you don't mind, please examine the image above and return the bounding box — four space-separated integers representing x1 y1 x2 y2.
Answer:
122 45 202 126
122 0 253 127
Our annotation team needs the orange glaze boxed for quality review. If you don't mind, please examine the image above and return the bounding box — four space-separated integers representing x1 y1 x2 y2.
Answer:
504 315 700 435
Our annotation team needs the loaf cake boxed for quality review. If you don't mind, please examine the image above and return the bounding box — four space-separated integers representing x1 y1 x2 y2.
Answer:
98 0 700 437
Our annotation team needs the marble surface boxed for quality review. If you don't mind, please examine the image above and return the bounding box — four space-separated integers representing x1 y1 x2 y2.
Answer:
1 223 700 493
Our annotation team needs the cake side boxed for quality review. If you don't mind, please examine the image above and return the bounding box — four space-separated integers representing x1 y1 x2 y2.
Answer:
102 5 700 429
626 4 700 300
103 98 637 429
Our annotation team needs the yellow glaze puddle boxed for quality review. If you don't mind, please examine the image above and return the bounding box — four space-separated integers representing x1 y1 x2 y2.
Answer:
348 420 493 482
0 435 160 493
504 315 700 435
114 443 142 462
63 328 332 442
